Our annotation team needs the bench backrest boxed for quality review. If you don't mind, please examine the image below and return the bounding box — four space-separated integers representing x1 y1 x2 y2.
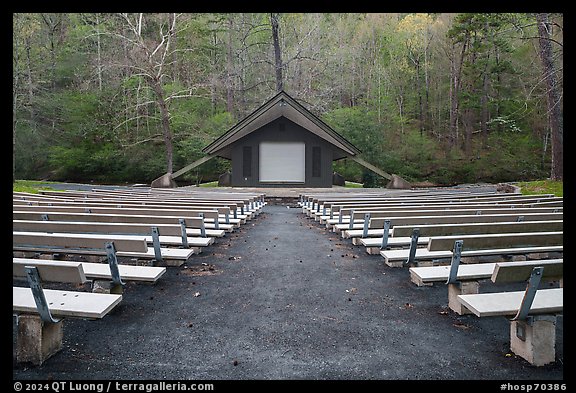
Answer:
13 205 221 219
391 220 563 238
14 200 235 214
13 219 184 237
13 211 207 228
13 232 149 253
326 201 554 215
491 260 563 283
318 194 556 210
369 212 563 229
346 207 561 221
427 231 563 252
13 259 87 284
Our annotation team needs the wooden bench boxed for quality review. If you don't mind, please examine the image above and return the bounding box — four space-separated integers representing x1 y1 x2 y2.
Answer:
12 221 216 252
36 188 267 210
315 196 562 223
341 213 563 239
409 241 562 316
14 257 167 286
409 259 563 287
305 193 558 220
28 189 265 220
14 199 254 223
390 220 563 238
327 206 562 230
354 220 563 253
380 231 563 267
13 262 122 365
357 235 430 254
456 263 563 366
13 219 226 238
14 204 244 228
13 211 234 233
299 191 535 214
13 232 195 266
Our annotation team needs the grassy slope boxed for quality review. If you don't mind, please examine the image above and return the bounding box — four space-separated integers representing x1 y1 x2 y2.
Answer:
515 180 563 197
13 179 563 197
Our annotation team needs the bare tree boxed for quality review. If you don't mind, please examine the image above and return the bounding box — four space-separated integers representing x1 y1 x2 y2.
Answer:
112 13 181 174
536 13 563 181
270 13 283 91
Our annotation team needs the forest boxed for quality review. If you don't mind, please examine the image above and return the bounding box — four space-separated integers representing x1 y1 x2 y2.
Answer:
12 13 563 187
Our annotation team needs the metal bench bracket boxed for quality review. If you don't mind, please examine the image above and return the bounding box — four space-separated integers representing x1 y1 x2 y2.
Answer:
178 218 189 248
151 227 163 262
446 240 464 285
105 242 125 287
24 266 61 324
348 210 355 230
380 219 391 249
512 266 544 324
404 228 420 266
198 213 206 238
362 213 371 238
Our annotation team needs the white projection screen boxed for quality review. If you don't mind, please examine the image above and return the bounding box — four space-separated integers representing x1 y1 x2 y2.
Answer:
259 141 305 183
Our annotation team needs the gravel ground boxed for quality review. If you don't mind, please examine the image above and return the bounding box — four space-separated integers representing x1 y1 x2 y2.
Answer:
12 185 564 386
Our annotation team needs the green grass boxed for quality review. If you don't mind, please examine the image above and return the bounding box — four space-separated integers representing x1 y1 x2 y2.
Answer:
516 180 563 197
198 181 219 188
345 181 364 188
13 180 61 194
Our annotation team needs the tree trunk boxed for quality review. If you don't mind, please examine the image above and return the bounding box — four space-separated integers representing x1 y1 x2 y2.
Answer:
462 108 475 156
480 62 489 148
151 78 174 174
95 14 103 91
226 15 234 114
536 13 563 181
449 45 459 147
416 59 424 136
449 39 468 148
13 58 19 184
270 13 283 92
25 37 36 131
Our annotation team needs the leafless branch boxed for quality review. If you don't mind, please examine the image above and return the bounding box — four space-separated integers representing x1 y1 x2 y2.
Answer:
120 134 164 148
113 115 161 130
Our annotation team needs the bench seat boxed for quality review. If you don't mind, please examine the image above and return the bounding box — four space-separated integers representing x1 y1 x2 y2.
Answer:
14 230 213 248
13 258 167 283
457 288 563 317
357 236 430 248
13 286 122 319
408 259 563 287
380 245 563 266
13 232 196 265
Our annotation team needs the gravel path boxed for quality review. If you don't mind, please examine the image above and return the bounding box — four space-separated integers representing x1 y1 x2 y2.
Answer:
13 202 563 382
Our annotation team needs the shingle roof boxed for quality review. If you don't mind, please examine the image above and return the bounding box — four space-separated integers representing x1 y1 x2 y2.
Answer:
202 90 361 157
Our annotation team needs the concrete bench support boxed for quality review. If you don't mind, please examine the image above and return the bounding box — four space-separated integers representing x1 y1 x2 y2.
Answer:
448 281 479 315
510 315 557 367
16 314 63 366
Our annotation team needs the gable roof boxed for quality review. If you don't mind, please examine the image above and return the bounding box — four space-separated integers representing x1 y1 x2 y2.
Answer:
202 90 361 157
